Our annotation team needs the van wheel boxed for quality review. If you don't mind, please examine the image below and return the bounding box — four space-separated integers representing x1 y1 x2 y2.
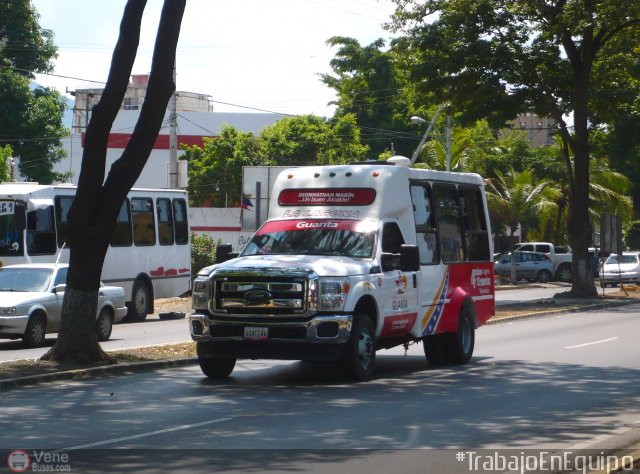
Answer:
198 357 236 379
23 314 46 348
557 264 572 282
443 310 475 364
342 314 376 380
96 308 113 342
423 334 447 365
126 279 149 322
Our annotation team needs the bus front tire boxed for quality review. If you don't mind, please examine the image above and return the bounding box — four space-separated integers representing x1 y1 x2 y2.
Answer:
198 357 236 379
126 280 150 322
342 314 376 381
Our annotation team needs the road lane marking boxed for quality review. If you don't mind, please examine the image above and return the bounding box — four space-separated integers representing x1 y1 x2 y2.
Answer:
564 337 618 349
59 417 234 451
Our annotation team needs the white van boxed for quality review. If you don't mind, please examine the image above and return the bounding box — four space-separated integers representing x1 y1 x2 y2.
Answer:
190 157 495 380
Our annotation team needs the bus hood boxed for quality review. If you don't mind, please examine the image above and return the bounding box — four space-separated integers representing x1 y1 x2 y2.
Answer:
216 254 373 277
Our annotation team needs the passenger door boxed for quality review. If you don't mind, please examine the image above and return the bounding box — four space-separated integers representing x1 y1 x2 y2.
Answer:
378 222 419 337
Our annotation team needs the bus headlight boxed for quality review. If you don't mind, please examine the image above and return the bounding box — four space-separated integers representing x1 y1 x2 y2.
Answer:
192 278 209 310
318 277 350 311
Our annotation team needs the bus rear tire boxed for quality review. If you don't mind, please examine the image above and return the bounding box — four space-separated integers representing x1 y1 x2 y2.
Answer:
423 334 447 365
443 310 475 365
126 279 150 322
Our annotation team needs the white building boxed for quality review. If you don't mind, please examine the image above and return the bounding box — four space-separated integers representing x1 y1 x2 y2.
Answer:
43 75 283 251
54 110 280 188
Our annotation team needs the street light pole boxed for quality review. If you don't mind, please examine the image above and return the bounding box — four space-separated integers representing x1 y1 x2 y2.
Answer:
410 103 445 165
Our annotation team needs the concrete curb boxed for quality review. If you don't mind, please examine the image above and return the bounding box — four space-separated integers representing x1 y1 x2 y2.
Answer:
0 357 197 392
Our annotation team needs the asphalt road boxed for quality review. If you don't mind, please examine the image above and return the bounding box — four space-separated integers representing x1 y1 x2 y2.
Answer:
1 303 639 473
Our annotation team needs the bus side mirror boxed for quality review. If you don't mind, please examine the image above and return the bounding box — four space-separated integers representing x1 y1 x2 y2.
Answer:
400 245 420 272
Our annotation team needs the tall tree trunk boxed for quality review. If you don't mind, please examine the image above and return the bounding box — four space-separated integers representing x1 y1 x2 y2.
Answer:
565 52 597 297
41 0 186 363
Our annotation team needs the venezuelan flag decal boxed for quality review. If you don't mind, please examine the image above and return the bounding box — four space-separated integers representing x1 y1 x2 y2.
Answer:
421 267 449 335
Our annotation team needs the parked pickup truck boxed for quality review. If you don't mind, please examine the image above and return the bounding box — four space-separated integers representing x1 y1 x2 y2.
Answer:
513 242 573 282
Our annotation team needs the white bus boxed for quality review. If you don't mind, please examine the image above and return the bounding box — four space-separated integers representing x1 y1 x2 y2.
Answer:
0 183 191 321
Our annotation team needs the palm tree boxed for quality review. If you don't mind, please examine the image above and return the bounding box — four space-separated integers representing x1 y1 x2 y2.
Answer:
484 167 559 241
535 137 633 244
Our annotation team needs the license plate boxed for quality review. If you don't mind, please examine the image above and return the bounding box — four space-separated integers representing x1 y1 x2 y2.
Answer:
244 326 268 341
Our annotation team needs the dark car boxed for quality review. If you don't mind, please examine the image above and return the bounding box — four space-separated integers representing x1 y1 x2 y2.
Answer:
494 251 554 283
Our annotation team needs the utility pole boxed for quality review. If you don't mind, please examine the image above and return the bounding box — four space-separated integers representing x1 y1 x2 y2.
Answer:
168 61 178 189
445 111 452 171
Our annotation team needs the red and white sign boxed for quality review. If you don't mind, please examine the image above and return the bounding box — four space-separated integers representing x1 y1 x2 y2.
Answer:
257 219 369 234
278 188 376 206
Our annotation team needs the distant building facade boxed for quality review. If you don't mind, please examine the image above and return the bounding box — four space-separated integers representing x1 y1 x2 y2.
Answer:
509 112 556 147
53 74 281 188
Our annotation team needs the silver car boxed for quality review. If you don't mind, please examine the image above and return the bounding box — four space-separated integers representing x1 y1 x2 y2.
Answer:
494 251 554 283
0 263 127 347
600 251 640 287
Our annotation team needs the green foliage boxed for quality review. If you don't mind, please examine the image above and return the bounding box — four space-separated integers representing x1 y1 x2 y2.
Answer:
0 145 14 182
484 168 558 241
0 1 67 184
320 37 419 159
185 126 264 207
185 115 368 207
0 1 57 75
190 232 219 279
623 221 640 251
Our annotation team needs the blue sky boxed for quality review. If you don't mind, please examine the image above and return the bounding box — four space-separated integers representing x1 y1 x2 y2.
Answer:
32 0 396 118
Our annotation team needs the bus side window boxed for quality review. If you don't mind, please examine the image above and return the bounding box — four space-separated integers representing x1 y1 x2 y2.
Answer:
173 198 189 245
433 184 464 263
111 199 133 247
55 196 73 248
157 198 174 245
410 183 439 265
461 187 490 262
131 198 155 246
27 207 57 255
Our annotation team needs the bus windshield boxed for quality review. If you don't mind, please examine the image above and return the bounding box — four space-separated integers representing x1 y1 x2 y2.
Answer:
241 219 377 258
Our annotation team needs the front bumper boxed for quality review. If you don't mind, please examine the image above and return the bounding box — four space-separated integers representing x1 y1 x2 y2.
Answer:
0 315 29 337
190 312 353 344
190 312 354 362
602 272 640 284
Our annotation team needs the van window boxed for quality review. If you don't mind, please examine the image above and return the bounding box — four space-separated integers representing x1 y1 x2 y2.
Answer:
460 187 490 261
410 183 439 264
433 184 463 263
381 222 404 254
